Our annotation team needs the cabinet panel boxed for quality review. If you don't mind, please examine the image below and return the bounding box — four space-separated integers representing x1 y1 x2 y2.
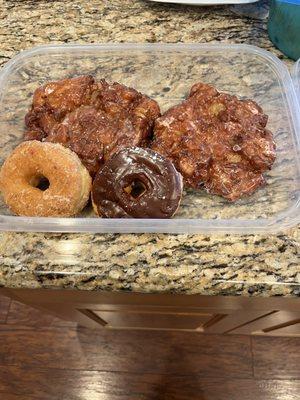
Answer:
229 311 300 335
93 310 215 330
90 307 272 332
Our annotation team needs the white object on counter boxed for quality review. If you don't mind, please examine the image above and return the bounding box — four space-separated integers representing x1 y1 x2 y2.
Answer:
147 0 259 5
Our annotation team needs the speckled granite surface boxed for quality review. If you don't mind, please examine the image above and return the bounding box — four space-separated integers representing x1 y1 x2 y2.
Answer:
0 0 299 296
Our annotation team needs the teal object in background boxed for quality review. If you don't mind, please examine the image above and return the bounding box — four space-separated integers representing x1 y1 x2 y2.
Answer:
268 0 300 60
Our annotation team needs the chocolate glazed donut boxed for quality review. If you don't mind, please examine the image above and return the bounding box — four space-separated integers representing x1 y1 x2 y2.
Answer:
92 147 183 218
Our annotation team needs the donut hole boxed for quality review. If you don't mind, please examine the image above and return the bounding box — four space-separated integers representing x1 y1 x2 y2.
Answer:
37 177 50 191
31 175 50 191
123 180 146 199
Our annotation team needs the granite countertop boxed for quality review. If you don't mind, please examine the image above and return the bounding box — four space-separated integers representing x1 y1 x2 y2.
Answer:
0 0 299 297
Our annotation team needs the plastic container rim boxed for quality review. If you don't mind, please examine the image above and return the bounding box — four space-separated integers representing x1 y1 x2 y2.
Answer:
292 58 300 98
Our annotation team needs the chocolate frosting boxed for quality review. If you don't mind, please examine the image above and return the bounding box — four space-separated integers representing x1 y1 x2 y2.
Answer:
92 147 183 218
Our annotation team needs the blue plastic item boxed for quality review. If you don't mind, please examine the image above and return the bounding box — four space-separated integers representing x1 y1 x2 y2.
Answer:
268 0 300 60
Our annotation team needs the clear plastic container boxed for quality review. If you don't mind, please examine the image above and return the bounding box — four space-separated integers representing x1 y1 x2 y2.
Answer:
293 57 300 99
0 43 299 234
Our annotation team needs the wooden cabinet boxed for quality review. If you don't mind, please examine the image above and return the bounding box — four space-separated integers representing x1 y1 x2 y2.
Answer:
88 306 268 333
227 311 300 336
2 288 300 336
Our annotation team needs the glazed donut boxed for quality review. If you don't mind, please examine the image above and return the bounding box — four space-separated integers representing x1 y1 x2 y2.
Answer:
0 141 91 217
92 147 183 218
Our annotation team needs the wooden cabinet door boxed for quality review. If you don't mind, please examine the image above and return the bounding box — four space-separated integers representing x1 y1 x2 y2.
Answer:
85 305 270 332
226 311 300 336
86 308 300 335
3 288 300 336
